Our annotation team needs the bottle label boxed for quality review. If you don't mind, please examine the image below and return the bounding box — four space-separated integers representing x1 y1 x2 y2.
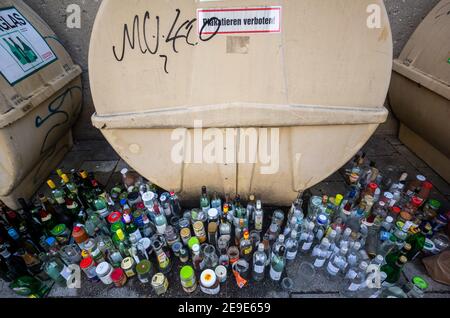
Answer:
254 264 265 274
286 251 297 260
269 267 282 281
156 224 167 235
327 262 340 276
255 216 263 231
348 283 360 291
301 242 312 251
314 258 326 268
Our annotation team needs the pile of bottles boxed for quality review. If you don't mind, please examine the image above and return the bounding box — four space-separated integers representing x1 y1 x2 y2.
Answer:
0 156 448 298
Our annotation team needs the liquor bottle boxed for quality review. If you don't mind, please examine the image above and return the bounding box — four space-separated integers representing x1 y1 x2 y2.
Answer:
385 243 411 267
314 214 329 242
192 244 203 271
159 192 173 218
283 216 298 237
246 195 256 225
36 196 59 231
299 221 315 254
326 246 349 278
378 234 397 257
0 247 29 280
211 192 222 212
154 204 167 235
346 241 362 270
47 180 66 206
17 199 44 249
310 237 329 269
234 218 245 246
114 229 131 257
380 255 407 286
271 234 286 260
254 200 264 232
200 186 211 213
219 206 232 240
239 231 253 261
342 261 369 297
252 243 267 281
269 246 286 282
406 225 429 261
169 191 182 217
285 230 299 261
78 170 96 209
326 229 339 258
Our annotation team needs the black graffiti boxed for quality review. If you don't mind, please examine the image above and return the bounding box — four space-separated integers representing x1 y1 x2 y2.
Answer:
112 10 221 74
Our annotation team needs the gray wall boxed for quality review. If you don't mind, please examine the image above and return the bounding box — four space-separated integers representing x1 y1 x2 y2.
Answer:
22 0 440 140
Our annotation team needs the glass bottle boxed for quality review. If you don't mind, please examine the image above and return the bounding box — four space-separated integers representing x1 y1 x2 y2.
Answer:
269 246 286 282
152 239 171 273
200 186 211 213
385 243 411 267
285 230 299 261
252 243 267 282
114 229 131 257
312 238 331 269
314 214 329 242
234 218 245 246
246 195 256 225
342 261 369 297
254 200 264 232
271 234 286 260
43 253 67 287
283 216 298 237
380 255 407 286
219 206 232 240
299 221 315 254
154 204 168 235
403 276 428 298
326 246 349 278
378 234 397 257
239 231 253 261
192 244 203 271
201 244 219 269
210 192 222 213
405 226 428 261
46 180 66 206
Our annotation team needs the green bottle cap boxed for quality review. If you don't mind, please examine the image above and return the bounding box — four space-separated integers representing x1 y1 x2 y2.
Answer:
136 260 152 275
50 224 66 236
188 237 200 250
412 276 428 290
428 199 441 210
180 266 194 280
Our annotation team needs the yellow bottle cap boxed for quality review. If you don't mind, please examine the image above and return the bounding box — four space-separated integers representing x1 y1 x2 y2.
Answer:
61 174 70 184
47 180 56 189
335 194 344 206
56 169 63 177
243 231 249 239
80 170 88 179
81 250 89 258
223 205 229 213
116 229 125 241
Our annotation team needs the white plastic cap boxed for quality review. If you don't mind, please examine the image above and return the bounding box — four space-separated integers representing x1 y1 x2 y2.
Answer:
279 235 285 242
386 216 394 223
360 261 369 270
291 230 298 238
120 168 129 175
353 242 361 250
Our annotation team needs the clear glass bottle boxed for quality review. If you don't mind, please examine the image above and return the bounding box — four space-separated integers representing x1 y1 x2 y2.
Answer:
254 200 264 232
252 243 267 282
219 205 232 239
210 192 222 213
346 241 361 270
283 216 298 237
326 246 348 278
285 230 299 261
152 239 171 273
234 218 245 246
201 244 219 269
159 192 173 218
246 195 256 225
312 238 330 269
299 221 315 254
342 261 369 297
314 214 329 242
192 244 203 271
154 204 168 235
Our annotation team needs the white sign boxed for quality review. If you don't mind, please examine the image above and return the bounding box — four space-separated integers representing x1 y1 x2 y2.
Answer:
197 7 282 35
0 7 57 85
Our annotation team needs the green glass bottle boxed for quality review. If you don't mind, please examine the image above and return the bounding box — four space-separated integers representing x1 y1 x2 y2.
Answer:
405 226 429 261
381 255 407 285
200 186 210 213
385 243 411 267
46 180 66 206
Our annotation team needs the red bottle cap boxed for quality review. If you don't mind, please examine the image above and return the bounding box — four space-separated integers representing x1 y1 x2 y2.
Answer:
107 211 122 224
392 206 401 215
369 183 378 191
422 181 433 190
80 256 94 269
136 202 145 210
412 197 423 207
111 268 124 281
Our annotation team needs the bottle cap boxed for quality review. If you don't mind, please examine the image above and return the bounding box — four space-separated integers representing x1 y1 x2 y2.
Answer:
192 244 200 254
56 169 64 177
385 216 394 223
279 234 285 242
180 265 195 280
291 230 298 239
383 192 393 200
416 175 426 182
116 229 125 241
223 205 229 213
96 262 111 276
243 231 249 240
110 268 124 281
321 237 329 245
200 269 217 288
46 180 56 189
258 243 265 251
80 256 94 269
398 256 407 264
335 194 344 206
412 197 423 207
317 214 328 225
45 237 57 246
256 200 262 209
208 208 219 219
369 183 378 191
120 168 129 175
422 181 433 190
61 174 70 184
391 206 401 215
400 211 413 221
353 242 361 250
428 199 441 210
412 276 428 290
249 194 255 201
375 255 384 264
403 243 412 251
340 246 349 255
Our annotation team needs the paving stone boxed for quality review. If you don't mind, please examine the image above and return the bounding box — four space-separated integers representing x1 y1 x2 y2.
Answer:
361 135 397 158
393 144 429 169
57 150 89 171
73 140 120 161
384 134 405 146
291 292 341 298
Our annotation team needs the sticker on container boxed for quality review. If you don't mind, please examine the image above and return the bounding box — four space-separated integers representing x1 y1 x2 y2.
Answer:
269 267 282 280
253 264 265 274
313 258 326 268
0 7 57 85
197 7 282 35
